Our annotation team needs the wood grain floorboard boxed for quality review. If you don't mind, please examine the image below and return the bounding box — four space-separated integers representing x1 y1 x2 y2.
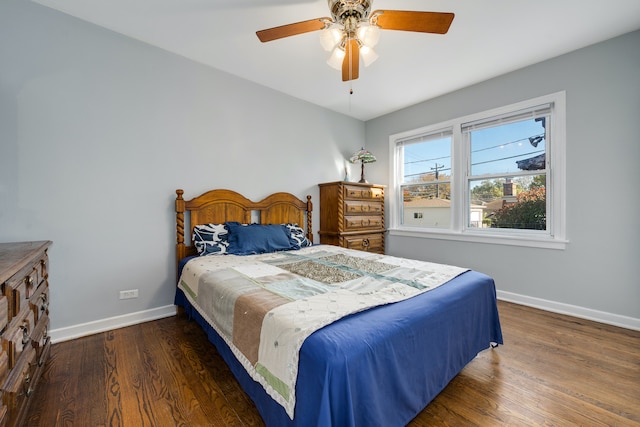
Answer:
24 301 640 426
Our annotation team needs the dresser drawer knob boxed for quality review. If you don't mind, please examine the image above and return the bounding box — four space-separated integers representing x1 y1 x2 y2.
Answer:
362 238 370 248
21 372 33 397
40 293 49 312
20 376 33 397
21 322 31 345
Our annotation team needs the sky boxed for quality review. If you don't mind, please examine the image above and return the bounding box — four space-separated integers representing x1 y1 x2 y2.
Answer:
403 118 546 181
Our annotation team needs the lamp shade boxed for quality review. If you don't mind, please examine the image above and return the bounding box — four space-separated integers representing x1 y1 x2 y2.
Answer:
327 46 345 70
360 45 379 67
349 147 376 164
320 26 343 52
357 24 381 48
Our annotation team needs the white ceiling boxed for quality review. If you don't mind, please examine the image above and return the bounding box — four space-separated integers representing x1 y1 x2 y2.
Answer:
33 0 640 121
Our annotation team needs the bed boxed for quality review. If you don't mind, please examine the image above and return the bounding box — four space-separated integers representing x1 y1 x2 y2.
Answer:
174 188 503 427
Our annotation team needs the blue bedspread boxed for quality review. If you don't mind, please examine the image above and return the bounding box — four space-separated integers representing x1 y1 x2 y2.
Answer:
175 260 502 427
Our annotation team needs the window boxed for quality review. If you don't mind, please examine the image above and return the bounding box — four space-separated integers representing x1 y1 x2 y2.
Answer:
398 128 452 228
389 92 566 249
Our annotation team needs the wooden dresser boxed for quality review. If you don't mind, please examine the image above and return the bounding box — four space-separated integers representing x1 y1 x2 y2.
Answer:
318 181 385 254
0 241 51 427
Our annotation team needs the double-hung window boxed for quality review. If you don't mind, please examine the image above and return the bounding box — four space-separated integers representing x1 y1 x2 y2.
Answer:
389 92 566 249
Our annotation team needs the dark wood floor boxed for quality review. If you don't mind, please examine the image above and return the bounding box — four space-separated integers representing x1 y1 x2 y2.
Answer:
25 301 640 426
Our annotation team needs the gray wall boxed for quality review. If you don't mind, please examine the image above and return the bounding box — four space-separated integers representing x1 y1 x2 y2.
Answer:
2 0 638 336
0 0 364 337
365 31 640 326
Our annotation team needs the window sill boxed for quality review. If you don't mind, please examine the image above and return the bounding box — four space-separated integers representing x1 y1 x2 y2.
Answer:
388 228 568 250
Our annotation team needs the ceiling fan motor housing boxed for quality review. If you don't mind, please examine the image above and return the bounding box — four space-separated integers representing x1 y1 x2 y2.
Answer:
329 0 372 23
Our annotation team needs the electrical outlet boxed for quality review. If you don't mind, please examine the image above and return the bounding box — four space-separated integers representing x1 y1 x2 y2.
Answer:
119 289 139 300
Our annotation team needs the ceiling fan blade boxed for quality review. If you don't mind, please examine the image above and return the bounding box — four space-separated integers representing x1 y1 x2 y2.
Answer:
342 38 359 82
256 18 331 42
371 10 454 34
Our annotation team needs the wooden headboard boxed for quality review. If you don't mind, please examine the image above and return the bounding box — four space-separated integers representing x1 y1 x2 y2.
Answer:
175 188 313 264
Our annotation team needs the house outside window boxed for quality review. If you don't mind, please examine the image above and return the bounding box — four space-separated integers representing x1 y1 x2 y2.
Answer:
389 92 567 249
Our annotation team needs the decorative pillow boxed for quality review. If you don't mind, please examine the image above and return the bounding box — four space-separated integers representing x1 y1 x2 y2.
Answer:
285 223 312 249
225 222 293 255
192 223 229 256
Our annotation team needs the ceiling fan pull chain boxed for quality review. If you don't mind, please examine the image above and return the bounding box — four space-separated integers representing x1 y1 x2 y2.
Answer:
349 36 353 94
349 41 353 112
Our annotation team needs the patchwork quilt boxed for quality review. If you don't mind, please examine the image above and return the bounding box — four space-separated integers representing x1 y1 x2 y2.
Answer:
178 245 468 419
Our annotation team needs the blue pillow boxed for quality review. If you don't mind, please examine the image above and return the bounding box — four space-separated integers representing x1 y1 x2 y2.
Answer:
192 223 229 256
226 222 293 255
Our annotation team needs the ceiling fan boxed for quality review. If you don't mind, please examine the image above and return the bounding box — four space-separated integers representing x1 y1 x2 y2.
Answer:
256 0 454 82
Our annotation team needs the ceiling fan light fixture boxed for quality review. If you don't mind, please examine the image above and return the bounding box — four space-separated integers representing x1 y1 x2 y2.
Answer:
360 45 378 67
320 26 343 51
357 24 381 48
327 46 345 70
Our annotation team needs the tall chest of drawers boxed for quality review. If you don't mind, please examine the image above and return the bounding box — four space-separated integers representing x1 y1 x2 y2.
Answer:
318 181 386 254
0 241 51 427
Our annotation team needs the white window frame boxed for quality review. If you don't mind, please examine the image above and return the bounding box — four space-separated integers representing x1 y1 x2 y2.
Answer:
388 92 567 250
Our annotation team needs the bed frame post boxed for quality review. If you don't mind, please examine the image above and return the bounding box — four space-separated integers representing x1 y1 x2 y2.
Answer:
306 195 313 244
176 189 186 277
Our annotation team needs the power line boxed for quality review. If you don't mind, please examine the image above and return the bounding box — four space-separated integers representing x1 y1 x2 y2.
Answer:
404 133 544 166
404 148 544 179
405 166 451 179
405 154 451 165
471 149 544 167
472 134 544 154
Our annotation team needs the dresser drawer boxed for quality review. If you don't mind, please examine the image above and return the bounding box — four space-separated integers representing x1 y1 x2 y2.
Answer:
0 297 8 334
1 345 37 425
30 314 50 367
0 348 9 387
5 266 39 321
341 233 384 253
2 310 35 369
344 200 382 214
344 215 383 231
343 185 383 200
29 284 49 324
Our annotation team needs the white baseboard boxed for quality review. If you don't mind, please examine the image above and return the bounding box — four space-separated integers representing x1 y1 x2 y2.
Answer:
497 290 640 331
48 294 640 343
49 305 177 343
